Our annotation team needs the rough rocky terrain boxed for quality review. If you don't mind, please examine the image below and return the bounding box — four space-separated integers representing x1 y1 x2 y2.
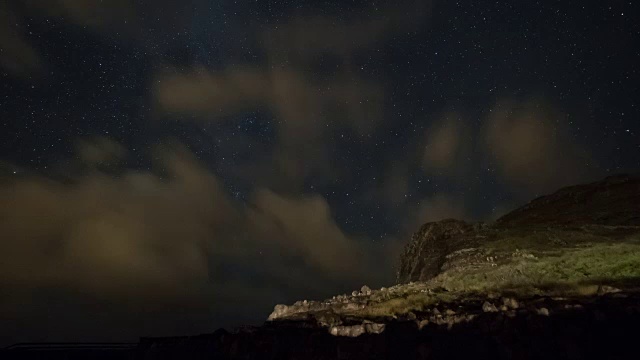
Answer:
265 174 640 331
4 174 640 359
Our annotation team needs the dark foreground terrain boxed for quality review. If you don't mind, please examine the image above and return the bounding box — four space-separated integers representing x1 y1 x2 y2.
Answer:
3 174 640 359
3 292 640 359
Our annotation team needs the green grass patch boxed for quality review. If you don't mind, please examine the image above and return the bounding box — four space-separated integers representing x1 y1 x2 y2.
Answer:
435 242 640 293
355 241 640 319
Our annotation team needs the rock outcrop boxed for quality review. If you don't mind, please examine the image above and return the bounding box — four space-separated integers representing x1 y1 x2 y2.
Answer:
396 219 475 284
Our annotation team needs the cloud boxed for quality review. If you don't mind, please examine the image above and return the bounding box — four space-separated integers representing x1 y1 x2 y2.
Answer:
262 0 431 57
0 3 42 76
152 1 432 191
154 66 383 137
246 190 374 279
154 65 383 190
380 164 411 207
413 193 468 225
0 139 385 343
0 1 136 77
22 0 136 31
0 144 229 298
483 98 593 194
154 66 268 118
75 137 127 168
422 112 466 174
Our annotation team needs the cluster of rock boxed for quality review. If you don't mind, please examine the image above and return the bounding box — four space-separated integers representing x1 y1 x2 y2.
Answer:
267 285 373 322
328 321 386 337
124 290 640 359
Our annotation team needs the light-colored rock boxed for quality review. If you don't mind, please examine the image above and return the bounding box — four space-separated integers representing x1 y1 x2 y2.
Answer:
482 301 498 313
268 304 288 320
328 325 367 337
502 297 519 309
597 285 621 295
537 307 550 316
417 319 429 330
364 322 386 334
329 326 339 336
361 285 372 295
343 302 361 311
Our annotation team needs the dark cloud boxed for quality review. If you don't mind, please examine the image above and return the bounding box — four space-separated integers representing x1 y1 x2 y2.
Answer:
0 0 134 77
0 3 42 76
413 193 468 225
0 0 191 77
154 65 382 190
21 0 136 31
75 137 127 168
415 98 596 197
261 0 431 60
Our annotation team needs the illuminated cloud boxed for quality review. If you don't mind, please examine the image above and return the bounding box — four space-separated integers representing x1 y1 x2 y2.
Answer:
154 67 383 137
152 1 432 190
422 112 466 174
246 189 376 279
483 98 593 194
0 140 385 341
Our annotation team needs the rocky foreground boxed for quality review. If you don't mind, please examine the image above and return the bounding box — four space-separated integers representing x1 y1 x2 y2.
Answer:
4 174 640 359
264 174 640 335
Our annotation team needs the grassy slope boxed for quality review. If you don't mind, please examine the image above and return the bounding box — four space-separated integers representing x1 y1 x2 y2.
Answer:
350 229 640 319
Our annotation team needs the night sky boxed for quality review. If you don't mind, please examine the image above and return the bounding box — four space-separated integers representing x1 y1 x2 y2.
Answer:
0 0 638 345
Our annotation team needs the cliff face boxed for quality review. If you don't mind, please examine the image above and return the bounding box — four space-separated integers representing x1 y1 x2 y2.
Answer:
396 220 475 284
